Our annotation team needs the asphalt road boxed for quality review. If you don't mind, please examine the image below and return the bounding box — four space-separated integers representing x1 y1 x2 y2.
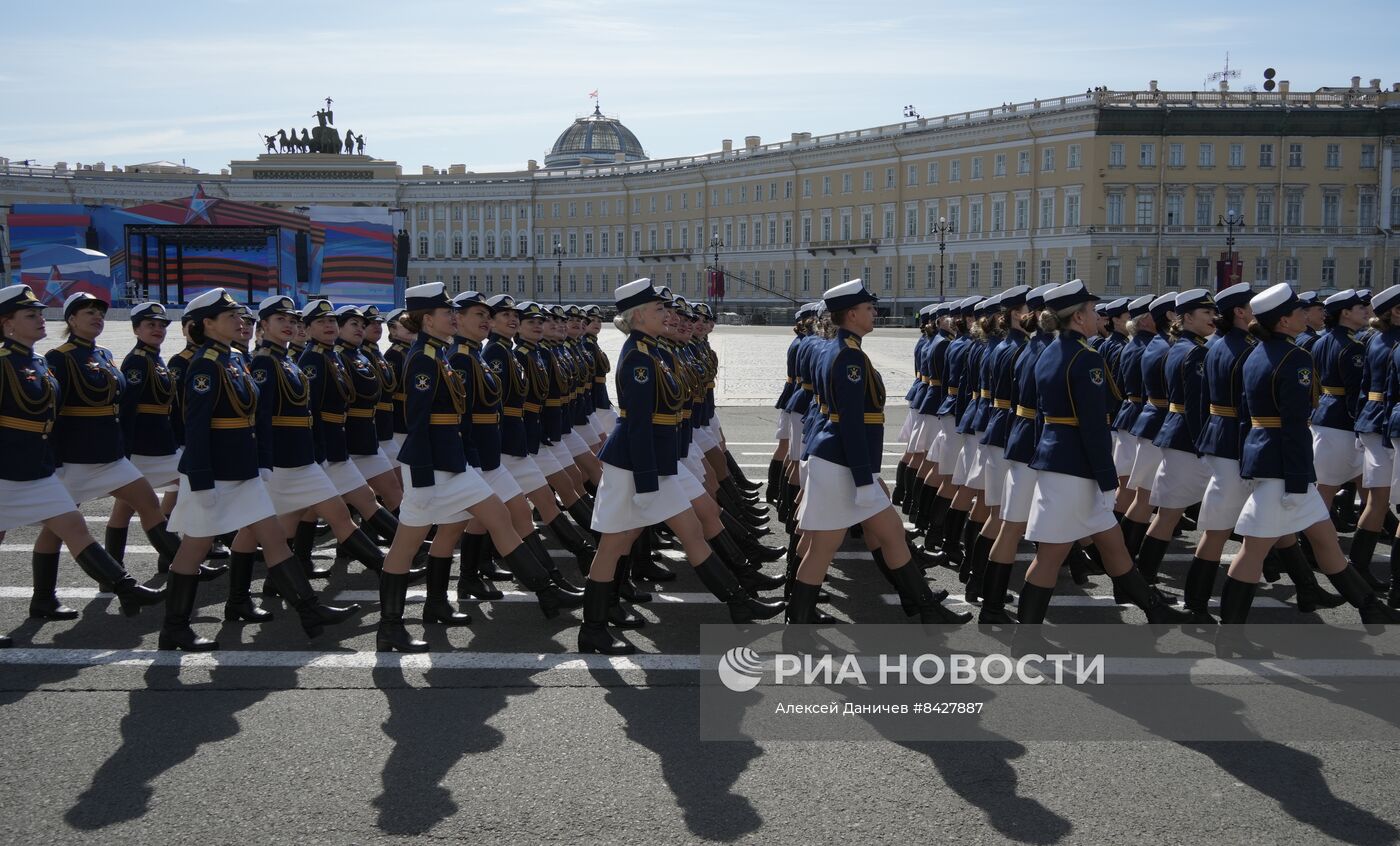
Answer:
2 402 1399 844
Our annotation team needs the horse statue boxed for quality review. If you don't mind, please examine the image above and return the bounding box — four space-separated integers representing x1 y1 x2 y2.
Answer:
344 129 356 153
276 129 293 152
298 128 313 152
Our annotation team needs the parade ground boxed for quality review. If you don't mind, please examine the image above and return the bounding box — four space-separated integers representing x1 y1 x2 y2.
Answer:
0 323 1396 844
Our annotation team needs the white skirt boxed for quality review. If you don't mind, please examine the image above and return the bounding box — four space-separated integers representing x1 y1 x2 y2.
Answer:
1236 479 1330 538
1198 455 1251 532
1026 471 1118 544
502 453 548 493
1001 460 1038 524
926 415 956 466
1358 432 1393 489
131 450 182 491
908 413 939 454
564 430 592 458
323 460 368 496
0 475 79 532
1112 432 1138 478
693 423 719 452
797 455 891 531
1148 448 1211 509
1127 441 1164 491
56 459 144 506
168 476 275 538
777 409 798 441
981 450 1007 508
532 445 565 477
591 463 693 533
676 461 707 500
380 437 401 466
1312 426 1363 487
897 411 914 443
400 467 494 528
593 407 618 434
265 463 339 516
547 440 575 469
351 449 394 481
950 434 976 486
481 464 524 502
966 441 989 490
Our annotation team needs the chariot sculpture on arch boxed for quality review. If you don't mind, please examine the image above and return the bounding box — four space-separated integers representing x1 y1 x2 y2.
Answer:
263 97 363 155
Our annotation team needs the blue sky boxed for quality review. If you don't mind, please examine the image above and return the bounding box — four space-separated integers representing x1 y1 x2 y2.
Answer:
3 0 1395 174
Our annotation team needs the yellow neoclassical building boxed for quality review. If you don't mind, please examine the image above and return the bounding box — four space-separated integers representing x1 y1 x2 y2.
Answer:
3 80 1398 316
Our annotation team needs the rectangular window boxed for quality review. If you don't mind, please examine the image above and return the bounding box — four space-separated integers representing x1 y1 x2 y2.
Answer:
1361 144 1377 168
971 158 983 179
843 173 853 193
1109 143 1125 167
1039 260 1051 284
1259 144 1274 167
1195 257 1211 286
1068 144 1081 168
803 179 812 198
1286 191 1303 226
885 167 896 189
993 154 1006 177
1195 192 1214 227
1166 193 1184 225
784 268 792 291
1289 144 1304 167
947 205 960 232
1326 144 1341 168
906 207 918 237
862 170 872 191
1107 193 1124 225
1322 258 1336 288
1229 143 1243 167
769 219 778 245
1065 258 1077 281
1199 143 1215 167
1168 143 1184 167
1359 193 1376 227
991 199 1005 232
968 201 982 233
1139 143 1155 167
1015 261 1026 285
883 265 893 291
1165 258 1180 289
1039 196 1054 229
1360 258 1373 287
802 268 811 292
785 180 793 198
991 261 1002 288
1256 192 1273 227
1065 194 1080 227
1255 257 1269 285
947 263 958 290
1018 150 1031 174
1136 193 1154 226
822 176 831 195
1042 148 1055 172
883 209 895 239
907 165 918 186
926 264 934 291
1135 257 1151 290
950 160 962 182
906 264 915 291
1284 258 1299 284
1015 197 1029 230
822 268 830 289
1105 257 1121 289
1323 193 1340 227
969 262 980 288
784 219 792 244
928 161 940 183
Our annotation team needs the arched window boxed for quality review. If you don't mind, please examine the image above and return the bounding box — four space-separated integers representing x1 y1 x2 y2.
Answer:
417 234 428 258
500 232 513 257
452 235 463 257
469 235 479 256
519 234 529 256
485 234 496 257
433 232 446 258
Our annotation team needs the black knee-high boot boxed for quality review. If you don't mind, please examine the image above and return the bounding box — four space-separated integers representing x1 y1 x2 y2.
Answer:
1275 543 1345 612
1111 568 1193 623
693 555 786 623
892 461 910 508
72 543 164 616
958 519 984 583
1326 565 1400 623
941 508 969 565
28 551 77 620
963 533 992 603
266 556 361 638
524 531 585 597
978 563 1017 624
1181 557 1220 623
103 526 128 564
766 458 784 505
158 572 217 651
293 520 332 578
1119 519 1148 560
886 561 972 624
376 570 428 653
457 532 502 600
618 534 653 603
1217 576 1257 624
578 579 635 654
500 543 577 617
546 514 602 578
1016 582 1055 624
423 554 473 625
223 550 272 622
1348 528 1390 591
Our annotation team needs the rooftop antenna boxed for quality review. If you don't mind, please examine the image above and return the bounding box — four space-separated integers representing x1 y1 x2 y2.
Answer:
1204 52 1241 90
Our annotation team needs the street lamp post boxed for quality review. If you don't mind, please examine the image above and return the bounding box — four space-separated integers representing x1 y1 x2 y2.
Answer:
930 216 955 303
709 232 724 315
1217 208 1244 289
553 239 565 305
